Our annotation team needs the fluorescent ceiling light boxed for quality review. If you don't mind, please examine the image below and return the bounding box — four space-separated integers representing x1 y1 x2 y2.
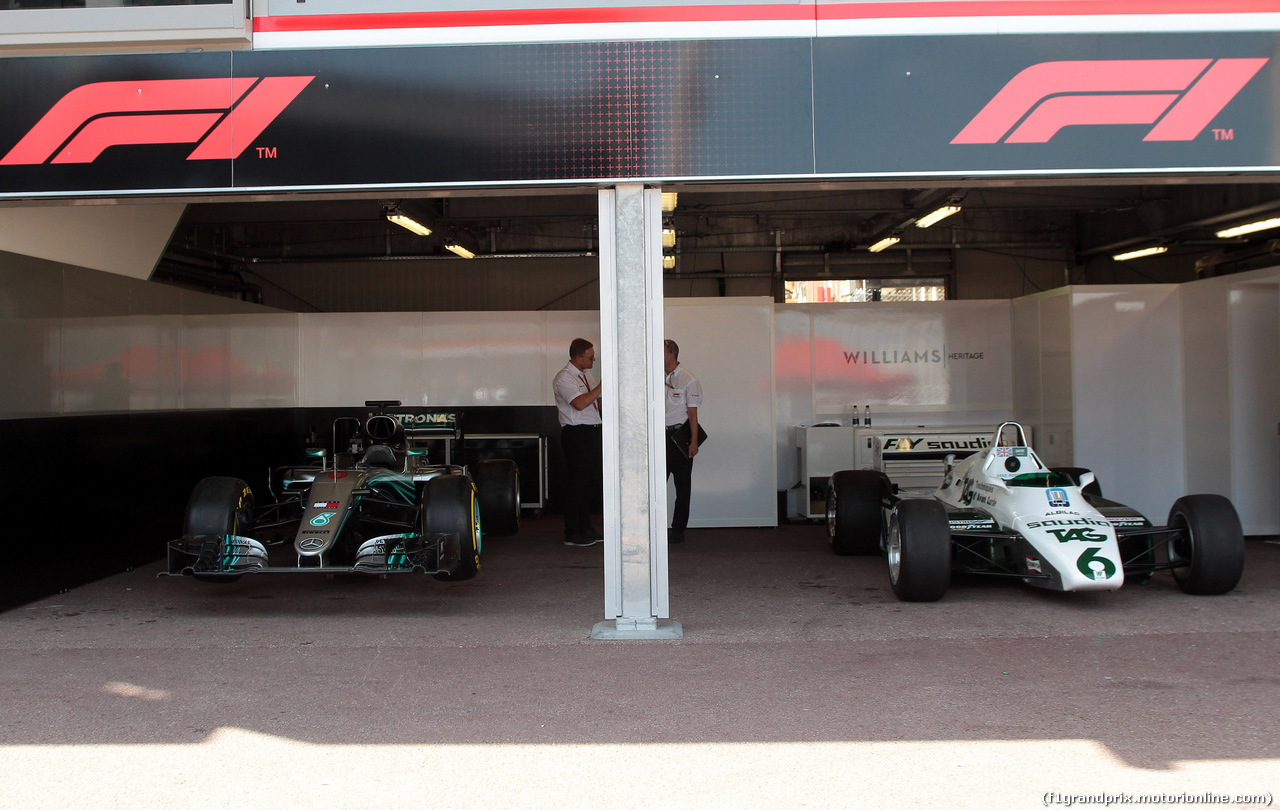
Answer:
915 205 962 228
382 202 434 237
444 241 476 259
1112 246 1167 261
868 236 900 253
1215 217 1280 239
661 192 678 212
662 228 677 248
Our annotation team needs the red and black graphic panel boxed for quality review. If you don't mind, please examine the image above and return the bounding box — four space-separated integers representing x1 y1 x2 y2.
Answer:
813 33 1278 175
0 52 242 194
229 40 814 187
0 40 814 195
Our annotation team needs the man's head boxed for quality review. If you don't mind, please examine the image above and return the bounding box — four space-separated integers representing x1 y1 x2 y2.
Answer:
663 339 679 373
569 338 595 371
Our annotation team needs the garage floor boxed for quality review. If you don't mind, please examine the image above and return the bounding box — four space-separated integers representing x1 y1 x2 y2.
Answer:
2 517 1278 809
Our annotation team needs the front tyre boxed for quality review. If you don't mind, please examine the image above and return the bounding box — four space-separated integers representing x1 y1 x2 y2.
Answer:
423 474 481 582
886 499 951 602
183 477 254 583
826 470 884 556
1167 494 1244 595
473 459 520 537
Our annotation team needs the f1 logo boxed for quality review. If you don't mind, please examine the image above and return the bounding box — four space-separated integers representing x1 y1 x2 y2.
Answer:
952 58 1267 144
1 76 314 165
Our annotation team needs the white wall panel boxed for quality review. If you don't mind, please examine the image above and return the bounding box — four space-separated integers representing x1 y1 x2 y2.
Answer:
666 298 776 528
0 204 185 281
1227 280 1280 534
298 312 425 407
1181 278 1233 497
773 305 814 490
806 301 1014 425
1038 292 1075 467
1010 295 1043 440
226 313 301 409
1071 286 1183 522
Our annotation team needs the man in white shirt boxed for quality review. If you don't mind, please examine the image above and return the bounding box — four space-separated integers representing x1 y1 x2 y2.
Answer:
663 339 702 544
553 338 603 546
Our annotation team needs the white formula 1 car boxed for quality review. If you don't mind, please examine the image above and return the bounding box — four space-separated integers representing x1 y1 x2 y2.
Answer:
826 422 1245 602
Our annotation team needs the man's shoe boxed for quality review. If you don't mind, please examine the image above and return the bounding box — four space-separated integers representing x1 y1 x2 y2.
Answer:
564 535 597 547
583 527 604 541
668 530 686 544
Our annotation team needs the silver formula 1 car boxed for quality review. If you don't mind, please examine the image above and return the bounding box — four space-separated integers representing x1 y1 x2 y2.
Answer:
826 421 1245 602
166 401 520 582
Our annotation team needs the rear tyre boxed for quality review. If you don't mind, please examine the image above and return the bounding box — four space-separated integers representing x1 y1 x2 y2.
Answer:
826 470 884 556
1052 466 1102 498
474 459 521 537
423 474 481 582
1167 494 1244 595
183 477 254 583
886 499 951 602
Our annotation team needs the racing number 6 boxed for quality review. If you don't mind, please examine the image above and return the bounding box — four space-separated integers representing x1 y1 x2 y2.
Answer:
1076 547 1117 580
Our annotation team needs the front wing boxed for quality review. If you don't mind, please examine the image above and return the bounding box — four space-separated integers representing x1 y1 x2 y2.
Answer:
164 530 469 578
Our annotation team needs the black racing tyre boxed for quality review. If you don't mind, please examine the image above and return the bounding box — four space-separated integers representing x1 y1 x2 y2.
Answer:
473 459 521 537
826 470 885 556
1052 466 1103 498
423 474 481 582
886 499 952 602
1167 494 1245 595
183 477 254 583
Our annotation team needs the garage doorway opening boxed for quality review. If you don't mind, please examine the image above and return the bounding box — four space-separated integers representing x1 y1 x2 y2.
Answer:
784 277 947 304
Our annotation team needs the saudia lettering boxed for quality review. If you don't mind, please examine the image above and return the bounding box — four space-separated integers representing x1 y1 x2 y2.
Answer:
884 437 992 451
1025 517 1110 530
1 76 314 165
952 58 1268 145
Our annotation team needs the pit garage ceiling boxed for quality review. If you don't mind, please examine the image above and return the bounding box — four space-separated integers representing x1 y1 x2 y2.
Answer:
152 178 1280 311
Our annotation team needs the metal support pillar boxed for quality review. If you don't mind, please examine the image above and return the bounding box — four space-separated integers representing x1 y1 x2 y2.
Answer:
591 185 682 640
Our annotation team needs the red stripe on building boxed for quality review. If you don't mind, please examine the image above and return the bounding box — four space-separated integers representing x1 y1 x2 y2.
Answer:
254 1 1280 34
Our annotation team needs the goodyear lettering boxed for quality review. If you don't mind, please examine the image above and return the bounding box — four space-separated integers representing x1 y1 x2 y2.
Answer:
1107 516 1150 527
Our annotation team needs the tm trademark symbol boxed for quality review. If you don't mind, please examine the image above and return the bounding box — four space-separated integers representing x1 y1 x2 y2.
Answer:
256 146 278 158
1213 128 1235 141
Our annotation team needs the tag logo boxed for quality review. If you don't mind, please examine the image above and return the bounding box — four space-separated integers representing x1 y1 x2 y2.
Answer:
1048 527 1108 544
1 76 313 165
952 58 1267 144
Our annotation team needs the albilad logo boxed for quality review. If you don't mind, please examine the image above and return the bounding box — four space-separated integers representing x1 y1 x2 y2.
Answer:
952 58 1267 144
1 76 314 165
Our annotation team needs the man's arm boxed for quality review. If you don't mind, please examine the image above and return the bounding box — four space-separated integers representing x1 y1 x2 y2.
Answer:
686 405 699 458
554 372 600 412
571 383 601 412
